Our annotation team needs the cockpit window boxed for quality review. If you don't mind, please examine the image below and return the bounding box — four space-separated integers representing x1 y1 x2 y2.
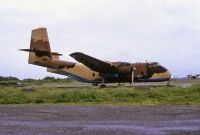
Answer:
148 62 159 68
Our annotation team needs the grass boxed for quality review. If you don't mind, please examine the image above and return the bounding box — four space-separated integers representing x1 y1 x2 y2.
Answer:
0 84 200 105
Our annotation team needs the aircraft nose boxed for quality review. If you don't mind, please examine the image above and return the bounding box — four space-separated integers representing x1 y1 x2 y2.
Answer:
159 65 171 80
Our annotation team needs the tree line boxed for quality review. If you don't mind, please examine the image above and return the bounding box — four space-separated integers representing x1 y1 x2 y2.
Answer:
0 76 74 82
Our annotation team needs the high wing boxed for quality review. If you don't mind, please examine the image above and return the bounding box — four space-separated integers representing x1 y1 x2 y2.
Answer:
70 52 118 74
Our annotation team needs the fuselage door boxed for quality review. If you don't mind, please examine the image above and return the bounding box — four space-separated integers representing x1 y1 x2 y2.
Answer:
134 63 147 79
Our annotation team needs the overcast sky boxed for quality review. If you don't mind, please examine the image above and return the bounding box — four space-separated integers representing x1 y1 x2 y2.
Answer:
0 0 200 79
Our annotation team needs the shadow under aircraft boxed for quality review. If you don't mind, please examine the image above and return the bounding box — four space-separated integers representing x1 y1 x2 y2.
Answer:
20 28 171 87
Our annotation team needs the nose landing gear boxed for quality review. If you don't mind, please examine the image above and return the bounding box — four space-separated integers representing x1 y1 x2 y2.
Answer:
131 65 136 86
167 79 174 86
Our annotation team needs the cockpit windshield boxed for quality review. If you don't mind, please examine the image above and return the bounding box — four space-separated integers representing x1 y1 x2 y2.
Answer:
148 62 167 73
148 62 159 68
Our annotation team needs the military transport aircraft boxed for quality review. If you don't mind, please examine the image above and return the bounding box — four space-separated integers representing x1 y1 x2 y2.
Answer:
20 28 171 87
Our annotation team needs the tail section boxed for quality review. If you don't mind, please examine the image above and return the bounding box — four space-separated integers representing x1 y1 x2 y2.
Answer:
20 28 61 68
29 28 52 64
20 28 52 66
20 27 75 70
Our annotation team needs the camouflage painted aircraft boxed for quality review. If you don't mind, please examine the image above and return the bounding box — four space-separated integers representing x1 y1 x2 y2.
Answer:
20 28 171 87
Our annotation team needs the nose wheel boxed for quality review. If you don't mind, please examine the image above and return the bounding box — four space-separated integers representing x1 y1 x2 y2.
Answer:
167 79 174 86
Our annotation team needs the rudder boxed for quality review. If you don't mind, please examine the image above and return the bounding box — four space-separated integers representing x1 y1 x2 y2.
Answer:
28 28 52 64
20 27 67 69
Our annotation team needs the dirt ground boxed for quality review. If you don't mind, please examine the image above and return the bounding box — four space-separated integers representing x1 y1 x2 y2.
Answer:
0 105 200 135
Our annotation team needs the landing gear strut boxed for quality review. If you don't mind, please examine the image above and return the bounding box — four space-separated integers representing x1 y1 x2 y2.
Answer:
98 77 107 88
167 79 174 86
131 65 136 86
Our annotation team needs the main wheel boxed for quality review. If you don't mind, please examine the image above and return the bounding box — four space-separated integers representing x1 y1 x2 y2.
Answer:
98 84 107 88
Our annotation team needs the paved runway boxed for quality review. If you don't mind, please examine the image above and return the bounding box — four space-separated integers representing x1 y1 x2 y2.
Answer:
0 105 200 135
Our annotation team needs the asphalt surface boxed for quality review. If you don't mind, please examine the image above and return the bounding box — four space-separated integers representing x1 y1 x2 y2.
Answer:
0 105 200 135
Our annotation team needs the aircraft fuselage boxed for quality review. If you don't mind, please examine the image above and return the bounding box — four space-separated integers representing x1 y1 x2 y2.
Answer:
48 61 171 83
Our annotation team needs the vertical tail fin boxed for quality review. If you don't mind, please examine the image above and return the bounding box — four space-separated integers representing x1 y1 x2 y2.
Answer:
20 28 53 67
30 28 51 53
20 27 68 69
29 28 52 64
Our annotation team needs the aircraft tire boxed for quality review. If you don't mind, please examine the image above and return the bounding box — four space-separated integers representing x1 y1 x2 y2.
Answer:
98 84 107 88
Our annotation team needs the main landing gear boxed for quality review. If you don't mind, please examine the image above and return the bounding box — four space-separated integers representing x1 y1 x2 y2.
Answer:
98 77 107 88
98 84 107 88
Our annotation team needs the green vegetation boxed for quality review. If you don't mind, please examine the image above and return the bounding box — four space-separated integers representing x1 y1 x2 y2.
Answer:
0 84 199 105
0 76 76 87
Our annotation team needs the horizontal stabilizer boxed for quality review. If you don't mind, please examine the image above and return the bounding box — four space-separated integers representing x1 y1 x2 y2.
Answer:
19 48 51 58
51 52 62 56
19 49 35 52
19 49 62 57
